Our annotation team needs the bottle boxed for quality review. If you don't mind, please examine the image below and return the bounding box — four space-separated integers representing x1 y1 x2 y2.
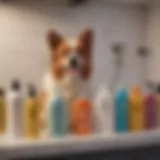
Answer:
144 85 156 129
71 97 92 135
60 74 77 133
0 88 6 134
94 85 113 134
7 80 23 139
114 88 128 133
24 85 39 138
156 84 160 126
48 87 67 137
129 85 145 132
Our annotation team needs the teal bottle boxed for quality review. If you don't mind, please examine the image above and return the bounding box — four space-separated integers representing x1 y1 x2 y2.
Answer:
48 89 67 137
114 88 128 133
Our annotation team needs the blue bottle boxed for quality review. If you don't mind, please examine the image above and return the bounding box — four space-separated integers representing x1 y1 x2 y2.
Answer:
48 88 67 137
114 88 128 133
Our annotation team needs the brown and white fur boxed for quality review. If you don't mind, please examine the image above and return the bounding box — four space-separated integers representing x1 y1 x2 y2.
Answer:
40 29 93 136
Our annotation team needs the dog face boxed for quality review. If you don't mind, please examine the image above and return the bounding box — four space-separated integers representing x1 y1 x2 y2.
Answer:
47 29 93 80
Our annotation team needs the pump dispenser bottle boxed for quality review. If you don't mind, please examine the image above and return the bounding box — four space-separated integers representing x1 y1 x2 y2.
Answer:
114 88 128 133
94 85 113 133
7 80 23 139
129 85 145 131
24 85 39 138
48 87 67 137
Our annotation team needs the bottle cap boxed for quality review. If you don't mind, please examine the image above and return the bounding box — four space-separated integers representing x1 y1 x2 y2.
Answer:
28 84 36 97
131 85 141 95
146 81 155 92
11 79 21 91
115 88 127 99
157 84 160 93
0 88 5 97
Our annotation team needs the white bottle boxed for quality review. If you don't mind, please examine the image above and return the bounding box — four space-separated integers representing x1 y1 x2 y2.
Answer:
94 85 114 134
6 80 23 140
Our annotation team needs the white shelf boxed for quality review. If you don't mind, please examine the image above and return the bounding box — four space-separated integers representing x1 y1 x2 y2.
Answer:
0 129 160 159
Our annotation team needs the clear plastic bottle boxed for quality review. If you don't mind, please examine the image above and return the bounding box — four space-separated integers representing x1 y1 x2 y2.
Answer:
7 80 23 139
94 85 113 134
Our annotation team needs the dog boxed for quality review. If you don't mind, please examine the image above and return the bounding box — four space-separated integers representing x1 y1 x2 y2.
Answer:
39 29 93 136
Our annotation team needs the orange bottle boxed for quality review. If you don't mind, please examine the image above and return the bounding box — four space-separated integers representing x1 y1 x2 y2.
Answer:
129 85 145 132
71 98 92 135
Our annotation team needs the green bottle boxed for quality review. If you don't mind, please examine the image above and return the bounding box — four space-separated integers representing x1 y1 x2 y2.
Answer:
48 87 67 137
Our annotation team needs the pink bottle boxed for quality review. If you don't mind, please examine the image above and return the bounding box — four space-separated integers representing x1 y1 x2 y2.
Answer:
144 86 156 129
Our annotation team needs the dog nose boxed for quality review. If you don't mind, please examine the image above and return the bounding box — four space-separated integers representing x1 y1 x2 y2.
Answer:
70 57 78 68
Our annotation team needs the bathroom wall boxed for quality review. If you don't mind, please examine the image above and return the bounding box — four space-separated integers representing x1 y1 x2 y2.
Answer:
146 0 160 85
0 0 147 92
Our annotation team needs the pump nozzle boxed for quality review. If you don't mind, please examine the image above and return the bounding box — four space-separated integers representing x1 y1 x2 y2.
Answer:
11 79 21 91
0 88 5 97
28 84 36 97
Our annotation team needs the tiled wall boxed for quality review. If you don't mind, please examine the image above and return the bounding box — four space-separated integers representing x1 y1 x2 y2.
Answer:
0 0 147 92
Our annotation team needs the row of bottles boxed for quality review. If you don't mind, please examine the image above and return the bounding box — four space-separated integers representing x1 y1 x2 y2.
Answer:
114 85 160 133
0 80 160 140
95 84 160 134
0 80 93 139
48 87 92 136
0 80 40 139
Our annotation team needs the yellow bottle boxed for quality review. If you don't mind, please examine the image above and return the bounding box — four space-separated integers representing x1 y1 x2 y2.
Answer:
129 85 145 132
0 89 6 134
24 85 39 138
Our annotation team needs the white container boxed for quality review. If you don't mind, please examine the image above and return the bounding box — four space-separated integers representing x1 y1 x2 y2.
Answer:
6 81 23 140
93 85 114 134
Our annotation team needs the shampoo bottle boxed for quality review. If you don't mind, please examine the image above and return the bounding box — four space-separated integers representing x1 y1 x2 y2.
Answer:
71 97 92 135
144 86 156 129
0 88 6 134
156 85 160 126
114 88 128 133
7 80 23 139
48 87 67 137
24 85 39 138
94 85 113 134
129 86 145 132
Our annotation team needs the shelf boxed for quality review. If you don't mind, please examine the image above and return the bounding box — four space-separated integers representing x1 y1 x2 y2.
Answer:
0 129 160 159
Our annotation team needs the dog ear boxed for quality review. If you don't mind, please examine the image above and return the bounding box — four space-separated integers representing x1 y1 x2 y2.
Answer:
78 29 93 56
47 30 64 50
78 29 93 80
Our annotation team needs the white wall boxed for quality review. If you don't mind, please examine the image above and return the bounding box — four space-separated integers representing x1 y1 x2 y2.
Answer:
146 0 160 85
0 0 147 92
